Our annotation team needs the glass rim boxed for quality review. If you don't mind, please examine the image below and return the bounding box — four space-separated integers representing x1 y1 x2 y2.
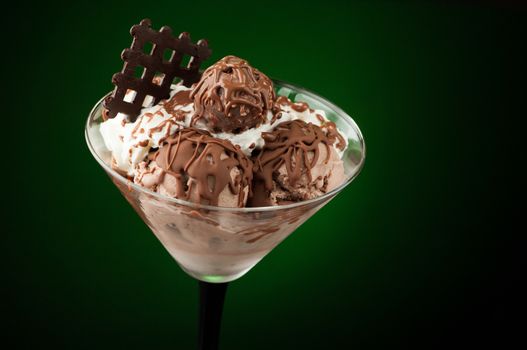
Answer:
85 79 366 213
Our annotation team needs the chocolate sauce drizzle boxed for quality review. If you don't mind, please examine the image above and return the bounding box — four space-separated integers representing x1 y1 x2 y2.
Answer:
162 90 192 115
275 95 346 151
153 128 253 207
190 56 275 133
254 120 335 192
324 121 346 151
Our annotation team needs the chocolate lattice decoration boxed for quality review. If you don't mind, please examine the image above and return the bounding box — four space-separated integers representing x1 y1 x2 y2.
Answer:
103 19 212 121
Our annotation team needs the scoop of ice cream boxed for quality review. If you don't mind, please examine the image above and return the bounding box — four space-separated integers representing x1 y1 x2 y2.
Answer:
134 128 253 207
190 55 275 134
250 120 345 206
273 96 347 155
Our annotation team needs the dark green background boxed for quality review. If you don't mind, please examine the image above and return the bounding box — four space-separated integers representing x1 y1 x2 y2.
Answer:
5 0 521 348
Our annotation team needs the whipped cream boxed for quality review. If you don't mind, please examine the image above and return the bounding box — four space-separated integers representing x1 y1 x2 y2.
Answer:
213 101 345 156
100 84 346 176
99 84 192 175
212 111 281 155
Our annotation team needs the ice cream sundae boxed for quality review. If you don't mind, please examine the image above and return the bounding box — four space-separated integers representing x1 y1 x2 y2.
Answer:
86 19 365 286
99 23 347 208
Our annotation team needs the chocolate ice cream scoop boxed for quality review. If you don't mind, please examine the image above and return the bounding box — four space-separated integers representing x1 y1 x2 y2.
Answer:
190 56 275 133
250 120 345 206
135 128 253 207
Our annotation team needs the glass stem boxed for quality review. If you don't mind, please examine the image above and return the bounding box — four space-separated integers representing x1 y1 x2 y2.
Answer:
198 281 228 350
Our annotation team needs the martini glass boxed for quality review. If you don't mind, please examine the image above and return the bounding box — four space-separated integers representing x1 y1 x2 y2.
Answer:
85 80 365 349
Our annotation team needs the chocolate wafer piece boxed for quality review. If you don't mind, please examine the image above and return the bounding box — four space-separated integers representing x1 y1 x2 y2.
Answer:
103 19 212 121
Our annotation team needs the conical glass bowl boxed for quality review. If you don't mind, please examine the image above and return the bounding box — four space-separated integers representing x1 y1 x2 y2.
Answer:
85 80 365 283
